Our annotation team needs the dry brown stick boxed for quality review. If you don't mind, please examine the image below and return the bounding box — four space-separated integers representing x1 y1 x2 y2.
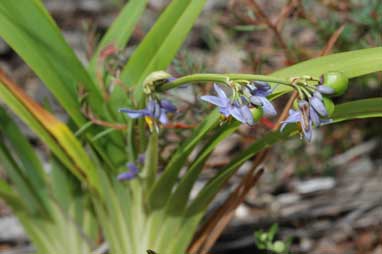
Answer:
275 0 300 30
247 0 295 64
320 24 345 56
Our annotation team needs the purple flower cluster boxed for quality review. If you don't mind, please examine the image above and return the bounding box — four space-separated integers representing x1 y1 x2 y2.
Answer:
200 82 276 125
246 81 277 116
119 99 176 125
281 85 334 142
117 162 139 181
200 84 254 125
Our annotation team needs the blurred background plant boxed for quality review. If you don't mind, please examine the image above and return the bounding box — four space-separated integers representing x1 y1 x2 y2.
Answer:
0 0 381 254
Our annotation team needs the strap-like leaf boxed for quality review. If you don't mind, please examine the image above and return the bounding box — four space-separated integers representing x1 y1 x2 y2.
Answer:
147 111 220 210
0 70 100 192
89 0 149 71
271 47 382 98
109 0 207 107
0 0 104 125
0 174 28 211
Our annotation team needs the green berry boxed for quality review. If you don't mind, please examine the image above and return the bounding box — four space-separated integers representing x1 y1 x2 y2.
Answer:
322 71 349 96
323 97 335 116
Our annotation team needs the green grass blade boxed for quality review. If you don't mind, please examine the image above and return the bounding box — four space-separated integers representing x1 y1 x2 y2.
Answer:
0 178 27 211
0 0 104 125
89 0 149 70
0 108 46 190
152 122 239 251
0 141 48 215
147 111 220 210
110 0 207 107
0 73 100 192
331 97 382 121
142 132 158 188
271 47 382 98
121 0 207 86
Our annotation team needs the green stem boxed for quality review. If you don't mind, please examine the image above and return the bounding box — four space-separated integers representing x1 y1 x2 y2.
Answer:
157 73 291 92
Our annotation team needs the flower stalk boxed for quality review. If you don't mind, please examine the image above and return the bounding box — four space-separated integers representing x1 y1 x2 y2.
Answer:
156 73 292 92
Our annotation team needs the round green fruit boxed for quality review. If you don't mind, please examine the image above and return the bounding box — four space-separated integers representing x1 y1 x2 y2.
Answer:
323 97 335 117
322 71 349 96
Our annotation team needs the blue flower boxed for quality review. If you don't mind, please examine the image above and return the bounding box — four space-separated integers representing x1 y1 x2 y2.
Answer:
200 84 254 125
317 85 334 95
247 81 277 116
310 91 328 117
119 99 176 125
281 100 313 141
281 98 332 142
117 162 139 181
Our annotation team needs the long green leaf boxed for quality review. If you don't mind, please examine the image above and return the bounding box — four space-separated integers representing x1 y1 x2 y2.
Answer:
0 108 46 192
109 0 207 109
89 0 149 70
0 74 100 192
271 47 382 98
331 97 382 121
153 121 239 251
147 111 220 210
0 178 27 211
121 0 207 87
0 0 104 125
0 141 48 215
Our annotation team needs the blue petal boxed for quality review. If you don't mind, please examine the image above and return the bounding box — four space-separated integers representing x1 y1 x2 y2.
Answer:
158 111 168 124
117 172 136 181
219 106 230 116
200 95 227 107
127 162 139 173
118 162 139 181
317 85 334 95
240 105 254 125
160 99 177 112
280 110 301 131
300 114 313 142
147 100 158 117
259 97 277 116
253 81 271 91
310 106 320 127
302 126 312 142
250 96 263 106
214 83 228 100
313 91 323 100
119 108 148 118
230 105 246 124
310 96 327 116
138 154 145 164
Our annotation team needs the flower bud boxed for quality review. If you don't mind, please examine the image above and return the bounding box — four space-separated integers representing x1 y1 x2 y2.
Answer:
143 71 173 94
